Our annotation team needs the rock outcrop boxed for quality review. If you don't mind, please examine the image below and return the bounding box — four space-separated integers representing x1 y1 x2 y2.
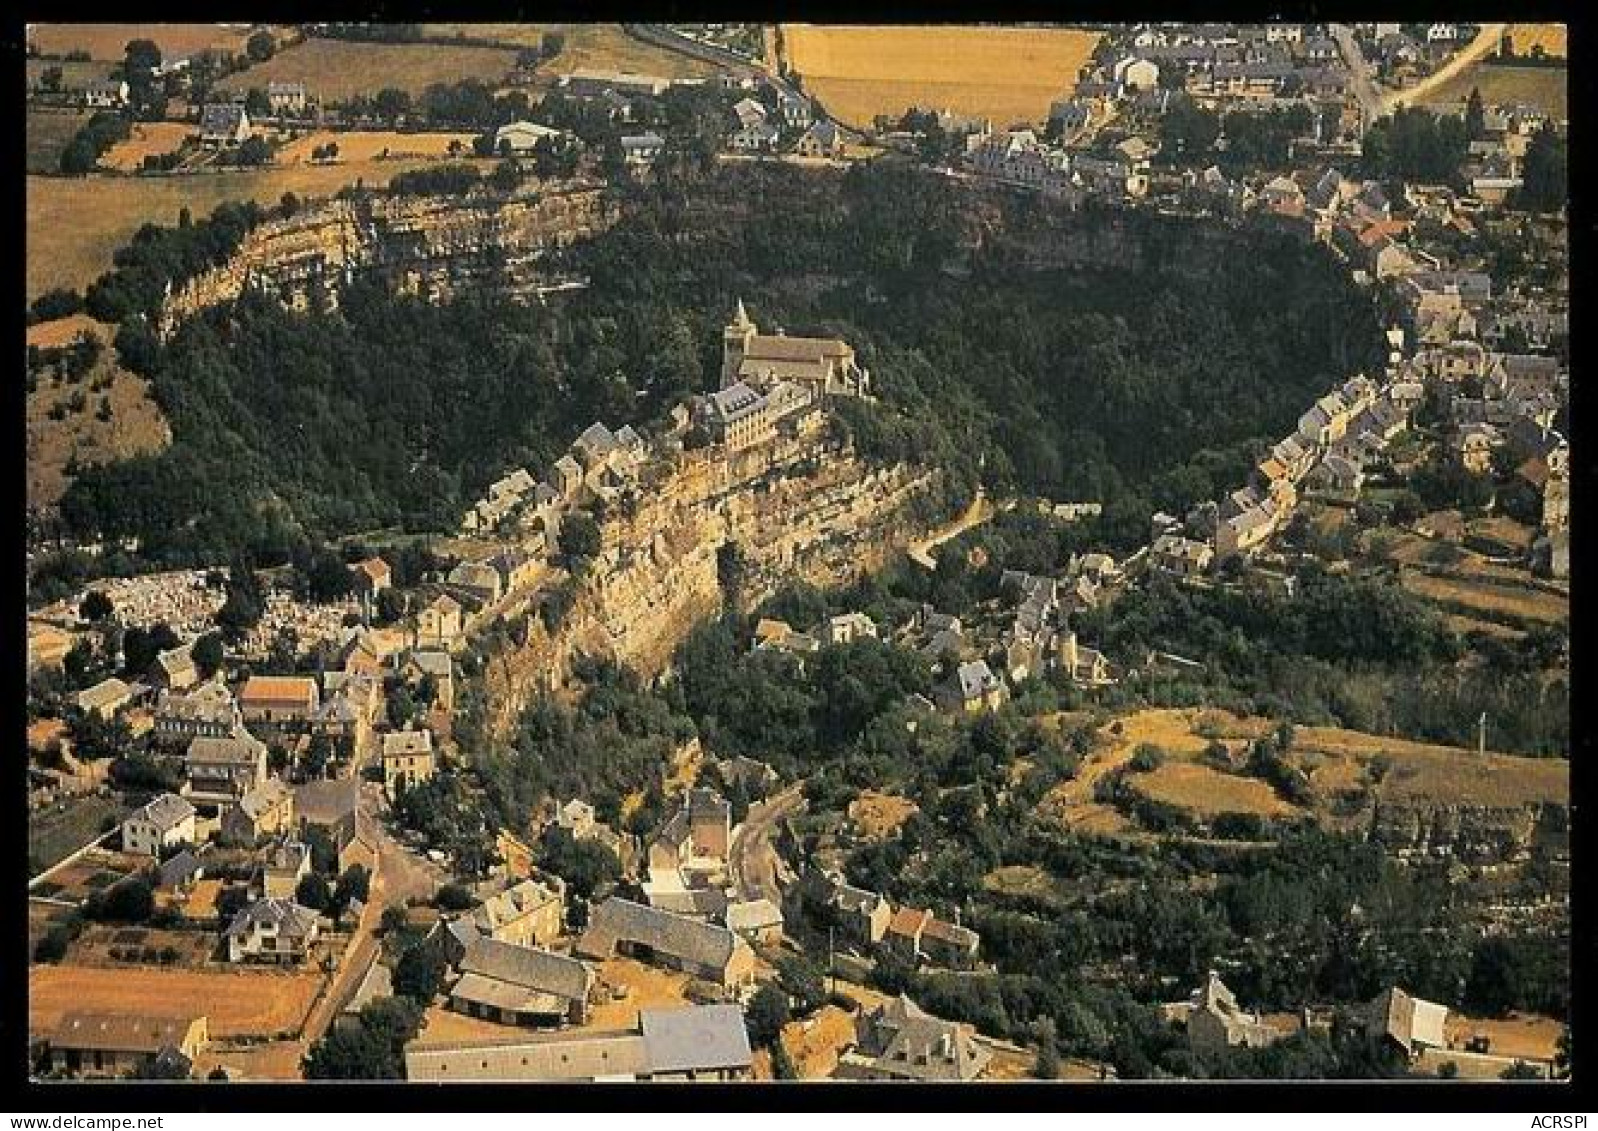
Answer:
160 184 616 336
1369 799 1569 865
476 428 938 742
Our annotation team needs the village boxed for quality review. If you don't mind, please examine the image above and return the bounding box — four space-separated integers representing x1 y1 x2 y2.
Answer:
24 21 1567 1085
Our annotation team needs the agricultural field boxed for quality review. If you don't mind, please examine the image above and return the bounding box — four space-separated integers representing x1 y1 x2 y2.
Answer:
781 24 1102 131
1502 24 1567 59
26 158 494 300
421 23 719 80
97 121 193 172
1129 761 1301 821
30 964 324 1040
25 110 90 175
1420 63 1567 121
845 790 919 841
30 23 255 62
214 37 522 101
1400 568 1568 626
1038 708 1566 837
27 798 126 877
274 130 478 165
26 316 171 507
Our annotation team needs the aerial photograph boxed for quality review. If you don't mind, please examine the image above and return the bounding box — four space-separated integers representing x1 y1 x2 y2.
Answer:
22 20 1570 1088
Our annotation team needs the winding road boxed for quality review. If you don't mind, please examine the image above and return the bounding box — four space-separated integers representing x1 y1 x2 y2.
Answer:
728 783 806 904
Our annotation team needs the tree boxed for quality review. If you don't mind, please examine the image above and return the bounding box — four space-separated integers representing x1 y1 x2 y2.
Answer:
393 943 447 1002
1464 87 1485 141
333 864 371 912
123 38 162 75
1500 1060 1543 1080
374 87 412 125
246 30 276 63
537 827 622 900
244 87 271 121
87 877 155 923
745 982 790 1047
236 135 271 166
1034 1035 1061 1079
193 631 225 679
296 872 332 911
770 1038 800 1079
435 882 475 911
559 511 603 563
302 1027 396 1079
80 590 114 622
1516 125 1567 215
776 954 828 1017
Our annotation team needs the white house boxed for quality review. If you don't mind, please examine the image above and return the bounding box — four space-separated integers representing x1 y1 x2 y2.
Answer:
494 120 564 156
121 793 197 856
226 898 321 964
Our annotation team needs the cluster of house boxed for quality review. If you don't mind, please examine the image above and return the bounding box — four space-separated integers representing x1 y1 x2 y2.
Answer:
722 88 845 158
460 419 647 542
1105 25 1350 104
546 67 840 167
1164 970 1552 1078
1350 22 1478 87
821 871 981 971
962 126 1154 203
113 770 370 971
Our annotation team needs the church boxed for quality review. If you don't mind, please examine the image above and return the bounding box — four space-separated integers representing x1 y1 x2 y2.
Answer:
720 300 871 399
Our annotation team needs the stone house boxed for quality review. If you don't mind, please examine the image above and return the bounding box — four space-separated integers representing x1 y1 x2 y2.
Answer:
185 730 269 808
121 793 197 856
76 677 132 720
46 1013 207 1079
448 937 594 1028
575 898 756 987
415 593 464 651
221 776 296 846
937 660 1007 714
258 839 313 900
239 675 320 733
834 996 991 1081
226 897 320 964
382 729 436 796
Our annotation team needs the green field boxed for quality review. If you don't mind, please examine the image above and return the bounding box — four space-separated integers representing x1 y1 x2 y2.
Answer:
1421 62 1568 120
25 110 90 175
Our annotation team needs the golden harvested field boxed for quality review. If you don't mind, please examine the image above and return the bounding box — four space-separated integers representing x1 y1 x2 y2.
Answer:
1295 725 1566 808
586 956 695 1029
422 23 718 79
1445 1012 1564 1061
99 122 193 172
26 159 494 299
1421 63 1567 121
275 130 478 165
846 790 919 840
1131 762 1300 820
31 23 254 62
982 863 1069 905
775 1004 857 1079
1401 569 1568 625
26 110 90 175
31 964 323 1039
215 38 522 100
781 25 1103 131
1504 24 1567 58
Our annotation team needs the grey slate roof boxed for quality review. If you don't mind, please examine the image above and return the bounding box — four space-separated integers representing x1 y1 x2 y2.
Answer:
640 1004 753 1074
129 792 196 832
459 937 593 1004
576 897 740 971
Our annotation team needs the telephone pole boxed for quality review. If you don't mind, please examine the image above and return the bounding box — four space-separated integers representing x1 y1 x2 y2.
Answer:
1478 711 1488 756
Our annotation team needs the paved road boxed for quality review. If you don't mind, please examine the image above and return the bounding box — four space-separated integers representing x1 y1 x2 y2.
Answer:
907 490 1004 570
298 783 446 1045
1329 24 1385 136
728 784 805 904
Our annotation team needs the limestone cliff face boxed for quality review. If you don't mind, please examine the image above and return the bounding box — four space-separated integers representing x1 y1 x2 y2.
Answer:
1369 799 1569 864
477 430 938 742
160 185 616 335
